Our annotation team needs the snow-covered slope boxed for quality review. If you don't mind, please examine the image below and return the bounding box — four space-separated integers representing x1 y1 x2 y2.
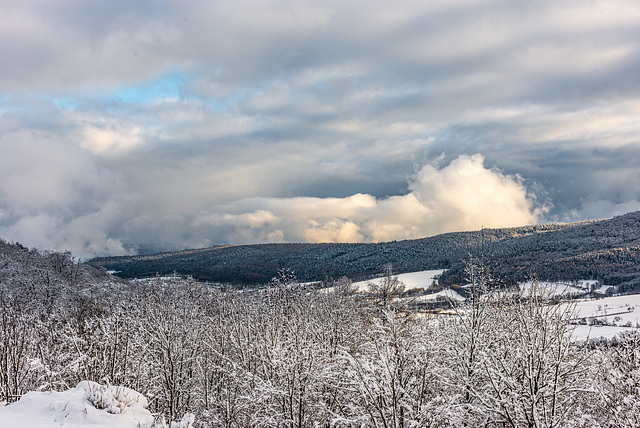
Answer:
414 288 465 302
570 294 640 340
519 280 591 297
351 269 445 292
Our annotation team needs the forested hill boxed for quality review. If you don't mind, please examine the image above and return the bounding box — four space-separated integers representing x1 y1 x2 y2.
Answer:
88 224 573 285
469 210 640 291
88 211 640 290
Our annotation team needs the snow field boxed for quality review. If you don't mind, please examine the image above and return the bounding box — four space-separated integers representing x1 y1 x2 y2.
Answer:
355 269 640 341
568 294 640 340
351 269 445 292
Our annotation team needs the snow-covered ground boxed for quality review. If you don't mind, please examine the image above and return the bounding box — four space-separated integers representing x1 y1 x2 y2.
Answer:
519 280 594 297
0 382 154 428
321 268 640 341
351 269 445 292
413 288 465 303
0 381 195 428
514 280 640 340
568 294 640 340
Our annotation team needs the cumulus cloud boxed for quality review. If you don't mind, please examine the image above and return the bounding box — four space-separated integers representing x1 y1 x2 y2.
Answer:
402 154 540 234
191 155 542 244
79 124 143 156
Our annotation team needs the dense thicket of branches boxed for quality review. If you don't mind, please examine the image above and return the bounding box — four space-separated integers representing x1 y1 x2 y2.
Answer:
2 239 639 427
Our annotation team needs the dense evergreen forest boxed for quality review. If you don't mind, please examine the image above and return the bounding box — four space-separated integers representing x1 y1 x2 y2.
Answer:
91 211 640 291
2 238 640 426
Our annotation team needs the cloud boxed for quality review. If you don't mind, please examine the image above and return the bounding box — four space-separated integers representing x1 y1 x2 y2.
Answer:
191 154 542 244
1 0 639 255
79 124 143 156
0 129 136 258
577 200 640 222
369 154 543 240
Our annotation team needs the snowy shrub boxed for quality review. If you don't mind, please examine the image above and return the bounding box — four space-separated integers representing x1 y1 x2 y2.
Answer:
172 412 195 428
591 330 640 427
80 381 148 415
150 412 196 428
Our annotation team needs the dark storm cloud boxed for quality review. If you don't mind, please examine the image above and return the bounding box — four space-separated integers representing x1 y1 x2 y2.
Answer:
1 0 639 256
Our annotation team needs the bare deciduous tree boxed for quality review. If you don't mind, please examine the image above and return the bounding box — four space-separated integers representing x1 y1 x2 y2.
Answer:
368 264 405 308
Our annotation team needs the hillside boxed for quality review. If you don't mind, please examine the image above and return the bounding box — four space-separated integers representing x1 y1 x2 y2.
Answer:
88 223 572 285
471 210 640 291
88 210 640 290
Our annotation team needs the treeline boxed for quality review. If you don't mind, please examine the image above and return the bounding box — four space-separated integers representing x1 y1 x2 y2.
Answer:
2 239 640 427
90 211 640 290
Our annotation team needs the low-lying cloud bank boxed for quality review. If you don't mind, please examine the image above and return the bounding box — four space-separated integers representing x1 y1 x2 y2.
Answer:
0 132 543 258
0 130 135 258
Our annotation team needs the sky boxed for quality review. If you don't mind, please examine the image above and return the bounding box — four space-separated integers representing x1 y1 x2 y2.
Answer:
1 0 640 258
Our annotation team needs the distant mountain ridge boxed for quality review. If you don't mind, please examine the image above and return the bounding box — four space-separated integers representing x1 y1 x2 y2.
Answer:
88 211 640 290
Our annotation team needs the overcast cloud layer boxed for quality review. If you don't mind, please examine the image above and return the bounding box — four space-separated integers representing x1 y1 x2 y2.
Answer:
1 0 640 258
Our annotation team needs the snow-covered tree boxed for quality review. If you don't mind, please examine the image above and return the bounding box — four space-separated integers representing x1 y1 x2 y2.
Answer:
368 264 405 308
591 330 640 427
479 280 590 427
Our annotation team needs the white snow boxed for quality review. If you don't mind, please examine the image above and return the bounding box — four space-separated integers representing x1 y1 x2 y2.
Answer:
519 280 585 297
568 294 640 340
577 279 600 290
571 324 633 341
573 294 640 324
0 381 154 428
516 281 640 340
592 284 615 294
351 269 445 293
414 289 466 303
